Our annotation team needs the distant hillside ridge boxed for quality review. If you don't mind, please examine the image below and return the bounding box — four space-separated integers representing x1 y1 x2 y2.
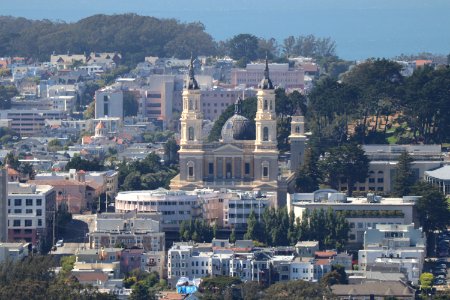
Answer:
0 14 217 65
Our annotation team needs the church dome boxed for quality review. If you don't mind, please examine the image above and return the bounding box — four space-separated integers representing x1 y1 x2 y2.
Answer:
221 114 255 142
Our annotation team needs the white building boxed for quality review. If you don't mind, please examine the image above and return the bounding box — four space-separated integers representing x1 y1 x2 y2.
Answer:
7 183 56 249
114 188 208 230
345 144 443 194
289 191 417 244
223 191 272 229
0 169 7 242
89 211 164 251
358 224 426 285
95 88 123 119
0 109 66 136
424 165 450 195
0 242 31 263
168 242 212 281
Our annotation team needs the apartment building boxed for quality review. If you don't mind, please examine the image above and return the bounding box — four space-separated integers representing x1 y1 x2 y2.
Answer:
89 211 165 251
168 241 338 286
0 169 7 242
7 183 56 250
358 224 426 285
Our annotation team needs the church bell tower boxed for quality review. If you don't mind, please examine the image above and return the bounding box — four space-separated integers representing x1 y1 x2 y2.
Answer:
178 55 204 184
255 56 277 150
180 56 203 148
289 115 306 172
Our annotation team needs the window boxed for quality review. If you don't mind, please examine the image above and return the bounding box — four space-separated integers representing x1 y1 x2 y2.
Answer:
208 163 214 175
14 199 22 206
245 163 250 175
26 199 33 206
36 209 42 216
36 199 42 206
377 178 384 183
369 178 375 183
263 127 269 141
13 220 20 227
188 127 194 141
264 99 268 110
14 209 21 214
25 220 32 227
263 166 269 178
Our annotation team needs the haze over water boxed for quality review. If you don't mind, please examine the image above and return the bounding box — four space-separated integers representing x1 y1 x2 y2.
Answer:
3 0 450 60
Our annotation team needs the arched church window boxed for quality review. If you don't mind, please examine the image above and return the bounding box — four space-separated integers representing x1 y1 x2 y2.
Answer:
264 99 268 110
295 126 300 133
187 161 194 178
188 127 195 141
262 161 269 178
189 99 193 110
269 100 273 110
263 127 269 141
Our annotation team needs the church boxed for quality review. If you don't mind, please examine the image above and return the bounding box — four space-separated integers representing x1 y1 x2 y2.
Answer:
170 57 306 207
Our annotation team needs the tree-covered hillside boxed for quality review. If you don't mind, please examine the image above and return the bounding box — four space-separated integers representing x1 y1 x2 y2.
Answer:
0 14 217 64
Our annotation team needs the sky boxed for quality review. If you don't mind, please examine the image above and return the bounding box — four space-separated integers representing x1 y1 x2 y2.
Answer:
2 0 450 60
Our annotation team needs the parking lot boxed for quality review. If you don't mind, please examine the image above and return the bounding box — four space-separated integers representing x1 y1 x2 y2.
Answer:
428 231 450 287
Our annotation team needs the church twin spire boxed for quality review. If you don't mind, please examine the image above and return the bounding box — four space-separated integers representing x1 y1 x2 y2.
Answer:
259 53 274 90
187 54 199 90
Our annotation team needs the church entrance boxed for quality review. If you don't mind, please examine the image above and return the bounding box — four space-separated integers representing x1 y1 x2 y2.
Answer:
226 162 232 179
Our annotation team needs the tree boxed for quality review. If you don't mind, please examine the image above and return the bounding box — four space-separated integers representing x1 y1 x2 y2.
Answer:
262 280 330 299
420 272 434 294
244 211 262 241
47 139 63 152
130 281 155 300
0 85 18 109
229 227 236 243
65 156 103 171
123 91 139 117
83 101 95 119
392 151 415 197
413 182 450 236
4 152 20 169
320 265 348 286
163 138 179 165
319 143 369 196
295 147 321 192
227 34 259 62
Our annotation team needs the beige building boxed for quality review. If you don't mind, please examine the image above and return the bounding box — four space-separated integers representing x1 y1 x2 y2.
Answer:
231 63 304 90
170 58 304 207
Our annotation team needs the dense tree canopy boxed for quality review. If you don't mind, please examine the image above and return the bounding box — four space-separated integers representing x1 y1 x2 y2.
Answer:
0 15 216 64
319 143 369 196
412 182 450 235
392 151 416 197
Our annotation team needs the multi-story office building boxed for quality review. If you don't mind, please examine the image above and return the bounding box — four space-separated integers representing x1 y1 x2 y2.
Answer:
95 87 123 119
0 109 66 136
358 224 426 285
0 169 7 242
114 188 206 230
89 211 164 251
343 144 443 194
7 183 56 250
288 191 416 245
0 242 31 263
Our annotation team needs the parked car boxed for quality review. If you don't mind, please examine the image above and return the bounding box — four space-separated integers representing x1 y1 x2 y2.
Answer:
434 279 446 285
55 239 64 247
437 263 447 269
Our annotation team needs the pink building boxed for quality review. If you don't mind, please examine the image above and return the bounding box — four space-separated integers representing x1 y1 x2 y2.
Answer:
173 88 256 121
231 63 304 90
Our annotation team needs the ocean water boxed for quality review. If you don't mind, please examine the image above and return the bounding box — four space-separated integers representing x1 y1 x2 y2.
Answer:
2 0 450 60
